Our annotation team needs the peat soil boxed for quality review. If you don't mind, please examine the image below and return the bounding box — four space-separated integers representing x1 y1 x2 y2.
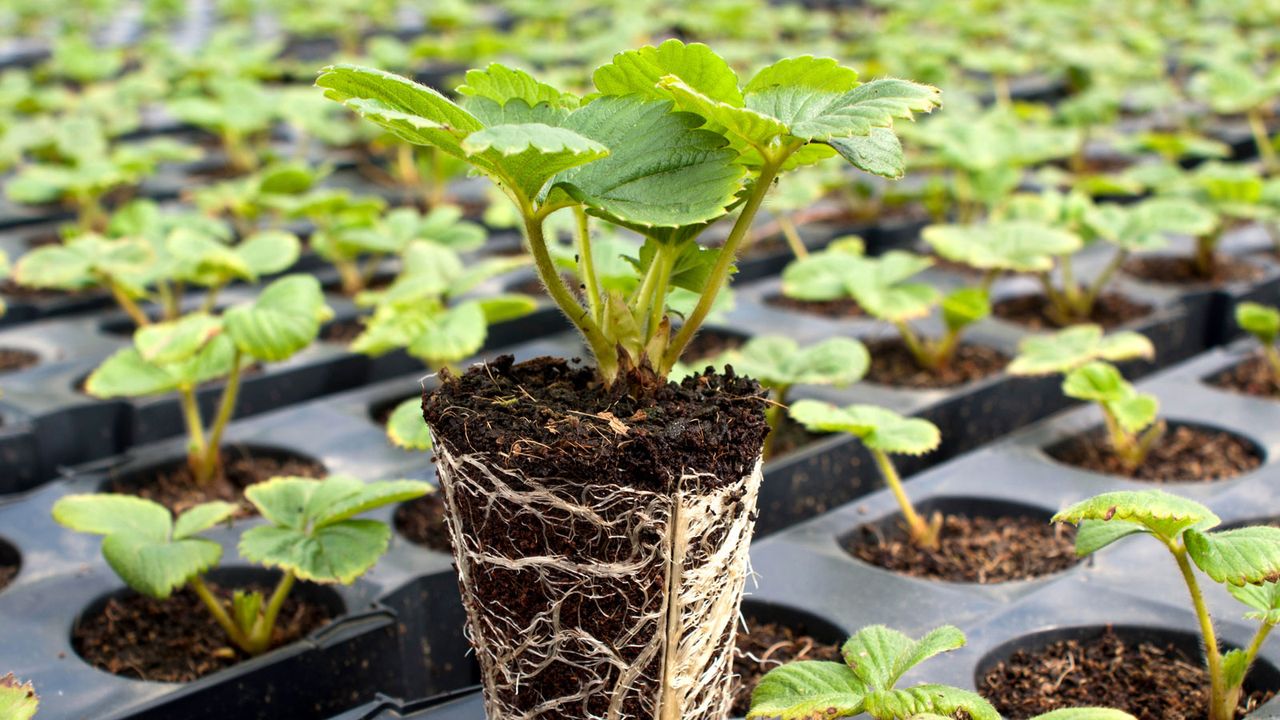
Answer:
1206 354 1280 399
1047 425 1262 482
864 339 1009 389
109 449 326 515
993 292 1153 331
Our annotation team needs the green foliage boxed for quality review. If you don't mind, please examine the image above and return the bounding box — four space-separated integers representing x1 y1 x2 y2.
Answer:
1007 325 1153 376
790 401 940 456
1237 302 1280 392
0 674 39 720
924 221 1081 274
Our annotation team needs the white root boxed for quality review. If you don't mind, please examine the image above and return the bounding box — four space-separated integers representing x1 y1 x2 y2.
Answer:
433 435 763 720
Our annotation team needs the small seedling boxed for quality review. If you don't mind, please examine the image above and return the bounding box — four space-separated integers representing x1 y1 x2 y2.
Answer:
84 275 332 485
790 400 941 548
167 77 277 174
782 247 990 372
1237 302 1280 391
0 674 38 720
1189 58 1280 173
676 336 869 458
747 622 1133 720
1055 490 1280 720
52 474 430 656
1008 325 1159 472
923 218 1081 296
1161 162 1280 278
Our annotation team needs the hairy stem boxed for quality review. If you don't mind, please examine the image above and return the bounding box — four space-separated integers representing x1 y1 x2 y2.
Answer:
1247 108 1277 174
1100 403 1141 472
872 448 938 549
196 351 242 486
573 206 602 326
662 157 784 373
1170 544 1227 720
190 576 253 652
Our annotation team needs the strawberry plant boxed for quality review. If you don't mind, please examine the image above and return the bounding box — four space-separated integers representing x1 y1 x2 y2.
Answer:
782 246 991 372
191 162 323 238
1055 490 1280 720
52 474 430 656
0 675 38 720
1155 162 1280 277
167 77 278 174
1188 58 1280 173
83 275 331 485
1008 325 1159 472
1236 301 1280 391
747 622 1134 720
790 400 942 548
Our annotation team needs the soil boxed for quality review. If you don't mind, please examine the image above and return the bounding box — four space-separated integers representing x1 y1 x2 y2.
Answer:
321 317 364 345
981 627 1275 719
730 621 843 717
0 563 16 592
1206 353 1280 400
24 231 60 249
764 292 865 319
73 581 333 683
1047 424 1261 483
0 347 39 373
393 493 452 552
1123 256 1264 286
992 292 1153 330
845 513 1079 583
864 338 1009 389
0 277 90 299
109 449 326 516
680 329 746 363
320 274 394 297
768 416 825 458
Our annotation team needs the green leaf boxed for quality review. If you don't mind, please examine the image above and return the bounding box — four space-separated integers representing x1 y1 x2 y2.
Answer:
1029 710 1138 720
941 288 991 331
239 519 390 584
53 494 171 539
458 63 579 109
1062 361 1135 403
461 123 609 200
923 221 1082 273
173 502 237 539
863 684 999 720
781 250 863 302
731 336 869 388
477 294 538 324
406 300 487 366
223 275 332 362
0 674 38 720
1053 490 1219 544
1186 526 1280 586
746 661 867 720
828 127 906 179
1229 580 1280 625
1237 302 1280 345
789 401 940 456
1073 519 1150 556
232 590 263 638
387 397 433 451
311 478 432 527
747 74 937 143
1008 325 1154 376
102 532 222 598
84 347 182 397
841 625 966 691
594 40 743 105
1107 392 1160 435
134 313 222 365
236 230 301 277
168 228 253 286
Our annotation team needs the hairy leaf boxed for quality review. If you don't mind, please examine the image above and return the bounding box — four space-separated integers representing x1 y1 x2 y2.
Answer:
1008 325 1153 376
841 625 965 690
924 221 1082 273
223 275 332 362
135 313 222 365
1053 490 1219 544
239 519 390 584
386 397 433 451
746 661 867 719
1186 526 1280 586
1229 581 1280 625
789 401 940 455
863 684 999 720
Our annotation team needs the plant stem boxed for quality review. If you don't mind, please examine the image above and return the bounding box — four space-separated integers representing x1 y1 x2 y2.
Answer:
159 280 180 320
196 351 242 485
645 245 674 342
663 157 785 373
872 448 938 549
108 280 151 327
777 213 809 259
1170 544 1227 720
190 575 253 652
1082 249 1128 318
1263 343 1280 393
201 284 223 314
993 74 1012 108
1194 231 1220 279
894 320 938 371
1100 403 1140 471
178 385 208 477
1247 108 1277 174
247 571 295 655
337 260 363 296
573 206 602 326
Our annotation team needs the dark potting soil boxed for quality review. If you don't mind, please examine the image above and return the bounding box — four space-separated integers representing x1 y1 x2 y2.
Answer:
1047 424 1261 483
321 317 365 345
110 449 326 515
1206 353 1280 400
73 581 332 683
845 514 1078 583
393 492 452 552
1123 256 1264 286
864 338 1008 389
730 621 843 717
0 347 39 373
769 415 824 458
980 628 1275 719
764 292 865 319
681 329 746 363
992 292 1153 330
0 563 16 592
0 278 89 299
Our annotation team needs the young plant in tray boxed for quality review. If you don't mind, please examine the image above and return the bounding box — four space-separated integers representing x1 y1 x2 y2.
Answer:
319 41 939 718
52 475 429 657
1055 490 1280 720
790 400 942 548
747 622 1133 720
1189 57 1280 173
167 78 278 174
0 675 38 720
1237 302 1280 392
1155 162 1280 278
782 245 991 373
1008 325 1159 472
83 275 331 486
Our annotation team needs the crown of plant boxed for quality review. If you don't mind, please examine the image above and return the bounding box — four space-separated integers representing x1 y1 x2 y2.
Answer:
316 41 940 388
1055 489 1280 720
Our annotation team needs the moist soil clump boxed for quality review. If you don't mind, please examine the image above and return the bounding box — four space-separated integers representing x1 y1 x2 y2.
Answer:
1123 256 1263 286
764 292 865 319
110 449 326 515
730 621 842 717
993 292 1153 330
846 514 1078 583
1207 354 1280 400
321 317 364 345
393 493 452 552
0 347 39 373
1048 424 1261 482
864 339 1008 389
73 581 332 682
981 627 1275 719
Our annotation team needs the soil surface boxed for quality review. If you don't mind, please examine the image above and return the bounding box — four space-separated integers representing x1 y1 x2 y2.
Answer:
981 627 1275 719
109 449 326 515
730 621 843 717
681 329 746 363
768 416 825 458
1207 354 1280 400
845 513 1078 583
993 292 1153 330
73 581 333 683
864 339 1008 389
321 317 365 345
764 292 865 319
1047 424 1261 483
1123 256 1264 286
394 493 452 552
0 278 91 299
0 347 39 373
